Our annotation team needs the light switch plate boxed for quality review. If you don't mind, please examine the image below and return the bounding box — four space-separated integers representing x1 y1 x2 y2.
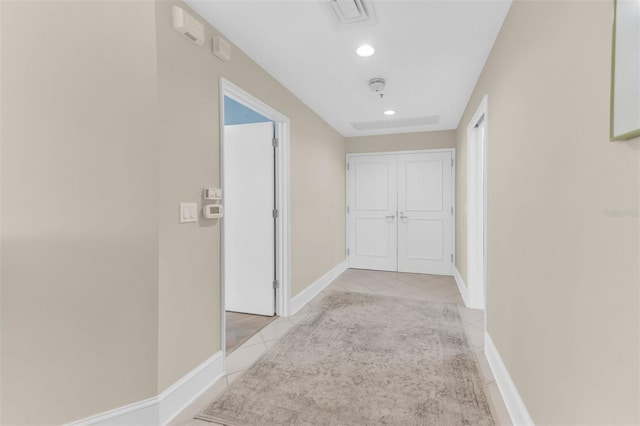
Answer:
179 202 198 223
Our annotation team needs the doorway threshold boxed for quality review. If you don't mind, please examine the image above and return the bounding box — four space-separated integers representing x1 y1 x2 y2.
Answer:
225 311 277 354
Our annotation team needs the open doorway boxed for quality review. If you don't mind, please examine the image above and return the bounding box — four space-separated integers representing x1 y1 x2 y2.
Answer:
220 79 290 355
223 99 275 352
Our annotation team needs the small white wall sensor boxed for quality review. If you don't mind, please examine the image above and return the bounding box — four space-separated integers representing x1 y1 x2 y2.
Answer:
172 6 205 47
204 188 222 200
213 37 231 62
203 204 224 219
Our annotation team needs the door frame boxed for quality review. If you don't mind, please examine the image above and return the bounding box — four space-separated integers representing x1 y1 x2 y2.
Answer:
466 95 489 310
345 148 456 275
220 78 291 360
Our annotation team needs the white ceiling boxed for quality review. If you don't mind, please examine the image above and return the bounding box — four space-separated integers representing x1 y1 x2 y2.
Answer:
185 0 512 137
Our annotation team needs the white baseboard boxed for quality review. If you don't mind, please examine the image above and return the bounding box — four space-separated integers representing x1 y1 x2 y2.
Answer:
484 333 535 426
68 351 224 426
159 351 224 425
67 397 159 426
289 260 347 315
453 266 470 308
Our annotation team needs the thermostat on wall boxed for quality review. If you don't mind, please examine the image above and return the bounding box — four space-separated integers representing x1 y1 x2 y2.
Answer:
203 204 223 219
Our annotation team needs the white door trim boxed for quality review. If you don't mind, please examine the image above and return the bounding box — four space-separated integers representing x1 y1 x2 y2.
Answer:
466 95 489 310
345 148 455 275
220 78 291 361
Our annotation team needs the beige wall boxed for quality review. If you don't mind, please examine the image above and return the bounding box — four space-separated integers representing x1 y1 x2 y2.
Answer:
1 1 160 424
456 1 639 424
154 0 346 390
155 1 222 392
1 0 346 423
346 130 455 153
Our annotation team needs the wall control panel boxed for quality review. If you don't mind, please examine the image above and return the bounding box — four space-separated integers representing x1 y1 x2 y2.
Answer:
179 202 198 223
204 188 222 200
202 187 223 220
203 204 223 219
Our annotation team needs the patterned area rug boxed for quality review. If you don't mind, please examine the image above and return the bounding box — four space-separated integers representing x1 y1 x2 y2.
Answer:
197 292 494 426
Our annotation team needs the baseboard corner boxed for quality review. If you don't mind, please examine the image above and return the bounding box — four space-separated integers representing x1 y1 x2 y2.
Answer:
453 267 471 308
159 350 225 425
484 333 535 426
289 259 347 315
67 351 225 426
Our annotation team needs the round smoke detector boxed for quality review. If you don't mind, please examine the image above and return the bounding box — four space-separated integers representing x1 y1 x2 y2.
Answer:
368 78 386 93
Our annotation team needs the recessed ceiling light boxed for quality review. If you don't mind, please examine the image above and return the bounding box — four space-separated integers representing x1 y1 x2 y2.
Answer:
384 110 396 116
356 44 375 57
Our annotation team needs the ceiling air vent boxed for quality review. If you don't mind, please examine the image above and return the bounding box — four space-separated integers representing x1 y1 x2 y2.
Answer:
351 115 441 131
330 0 371 24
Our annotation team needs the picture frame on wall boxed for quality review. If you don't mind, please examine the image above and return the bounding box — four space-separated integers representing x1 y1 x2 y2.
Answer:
610 0 640 141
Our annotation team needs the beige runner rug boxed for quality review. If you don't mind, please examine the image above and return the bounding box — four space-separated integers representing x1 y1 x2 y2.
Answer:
197 291 493 426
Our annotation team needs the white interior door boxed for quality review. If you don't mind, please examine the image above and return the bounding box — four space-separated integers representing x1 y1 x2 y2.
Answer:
397 152 453 275
347 155 398 271
224 122 275 316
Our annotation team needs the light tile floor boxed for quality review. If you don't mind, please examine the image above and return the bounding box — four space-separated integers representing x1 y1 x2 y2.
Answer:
225 311 276 354
170 269 512 426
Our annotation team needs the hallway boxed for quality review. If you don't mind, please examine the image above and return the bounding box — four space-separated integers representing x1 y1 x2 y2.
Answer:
2 1 638 424
170 269 512 425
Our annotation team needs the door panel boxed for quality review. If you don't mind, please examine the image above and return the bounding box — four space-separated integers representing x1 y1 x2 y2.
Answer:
224 122 275 316
404 219 444 261
348 155 398 271
355 163 392 211
398 152 452 275
405 160 443 212
355 218 393 257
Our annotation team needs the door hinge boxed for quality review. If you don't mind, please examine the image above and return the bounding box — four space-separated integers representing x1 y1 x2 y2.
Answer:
347 163 350 170
451 158 454 167
272 137 279 148
451 206 454 215
273 209 279 218
451 254 454 263
347 248 350 256
347 205 350 213
273 280 279 289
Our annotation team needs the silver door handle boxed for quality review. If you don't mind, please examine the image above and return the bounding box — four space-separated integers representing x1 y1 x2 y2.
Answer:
400 214 409 220
385 215 395 219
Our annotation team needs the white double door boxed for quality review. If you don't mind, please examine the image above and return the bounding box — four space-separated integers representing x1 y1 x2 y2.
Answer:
347 151 453 275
